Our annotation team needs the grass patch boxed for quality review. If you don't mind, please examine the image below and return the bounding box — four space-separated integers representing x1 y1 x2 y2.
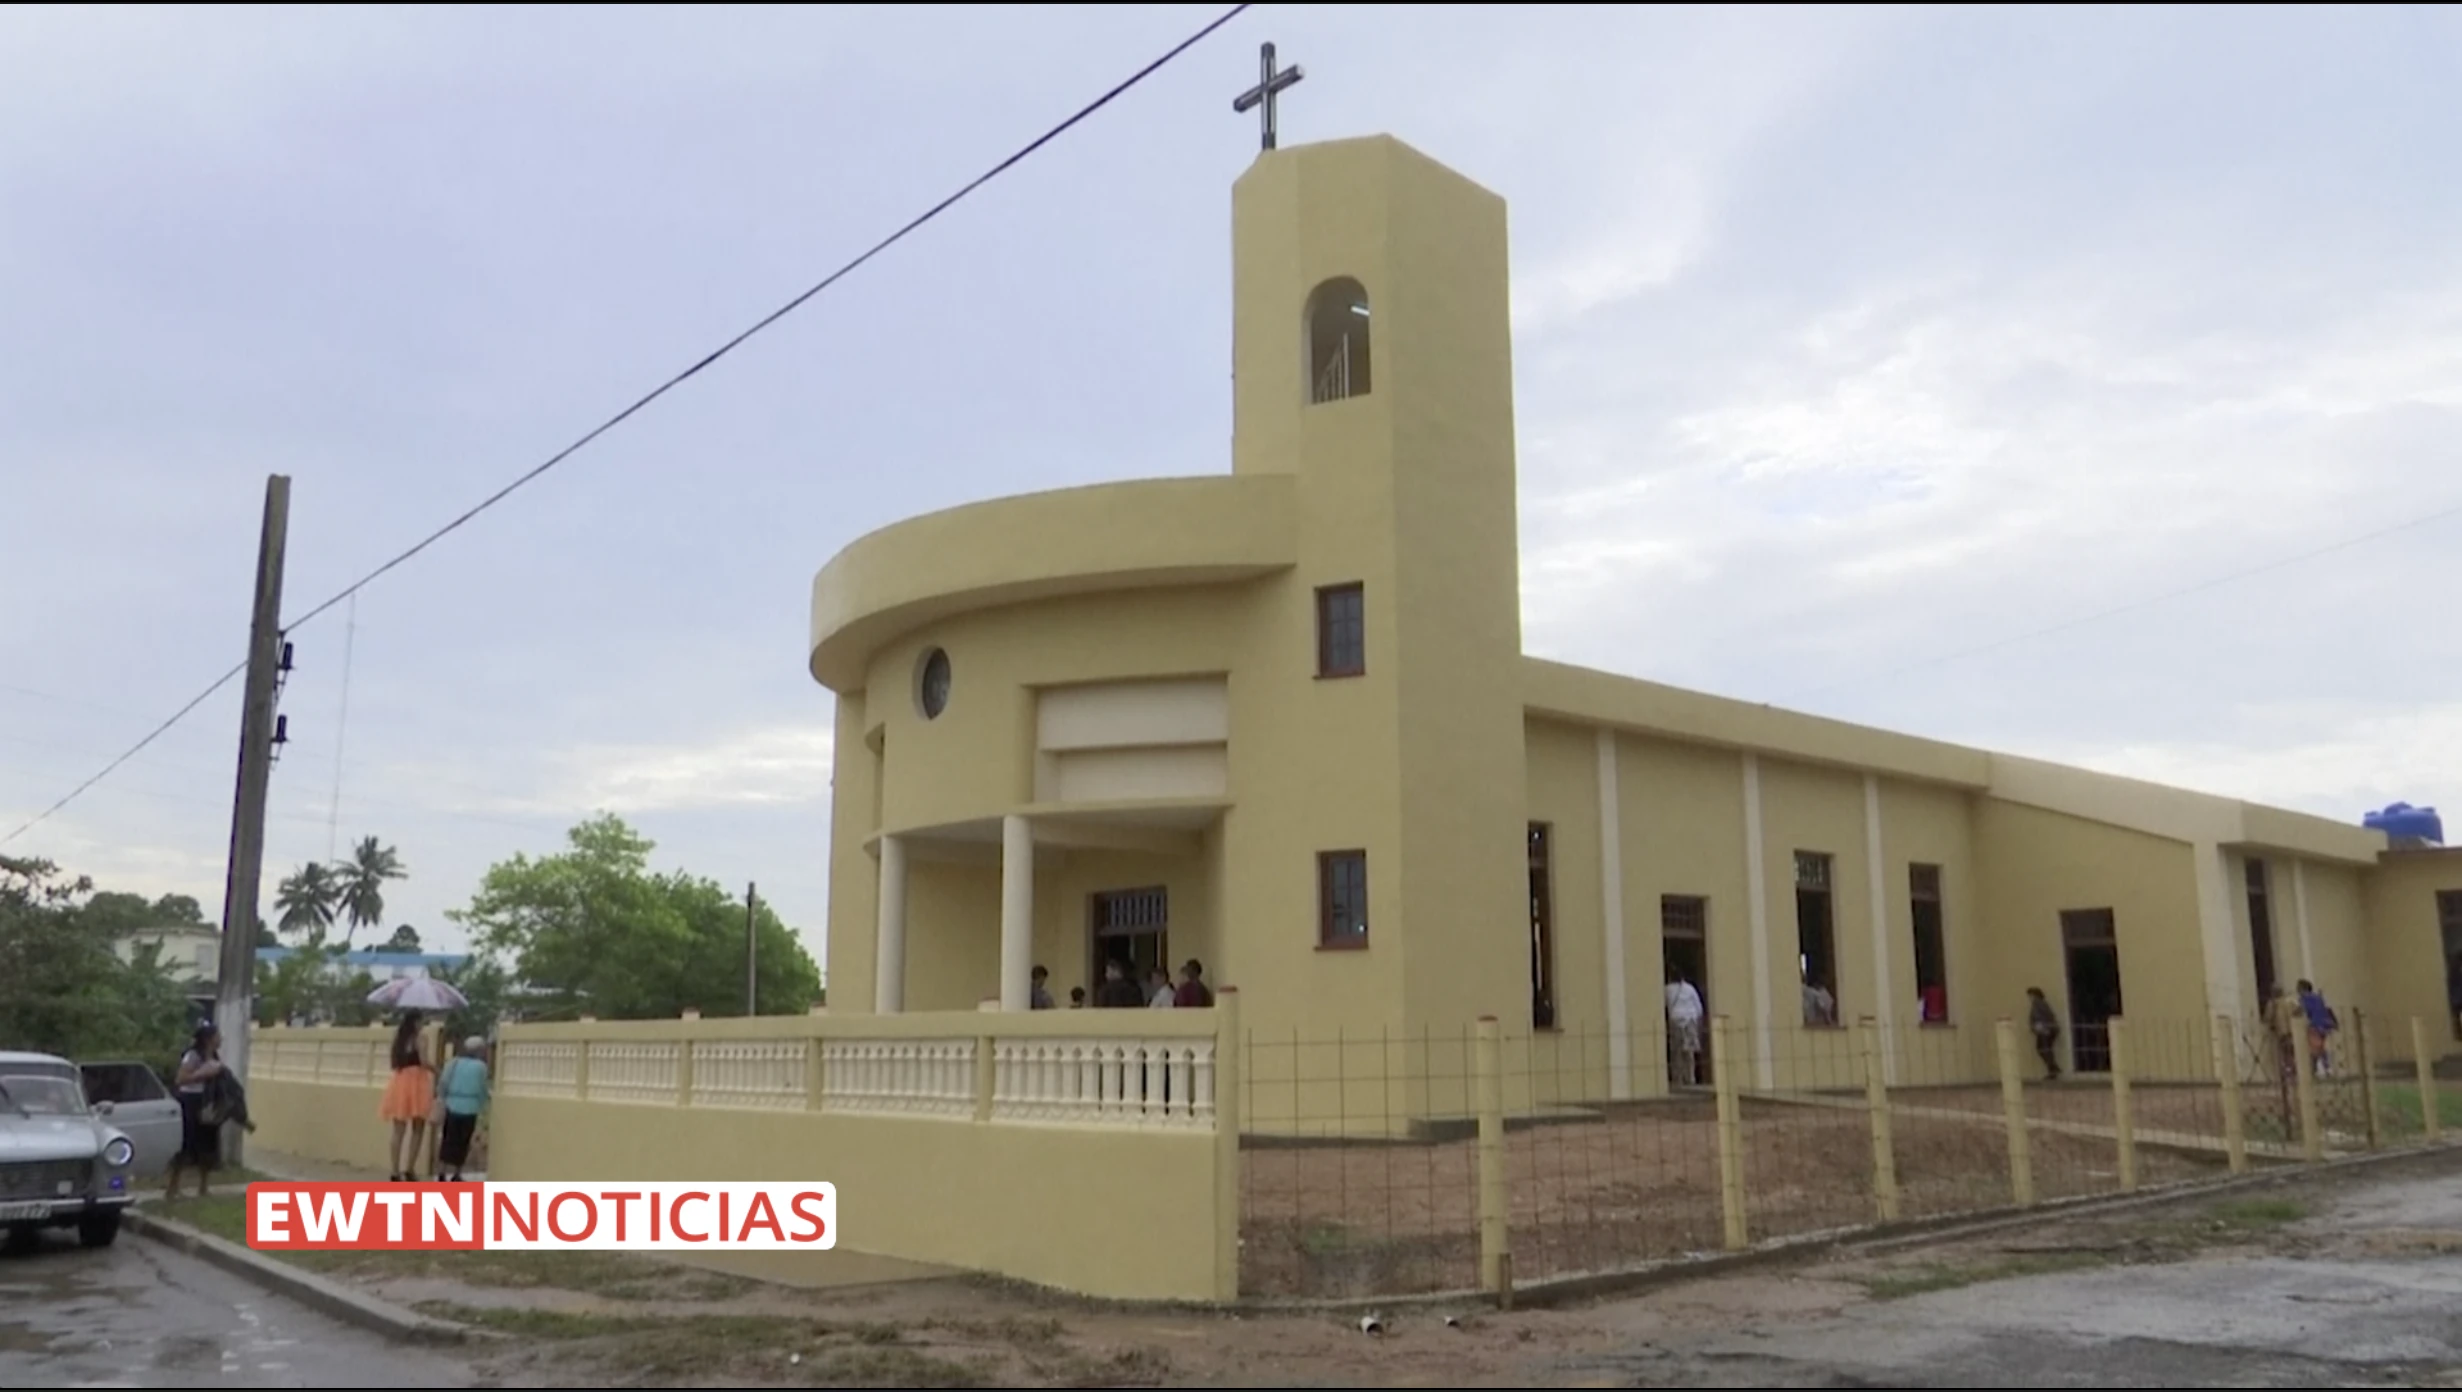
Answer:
2207 1197 2306 1229
415 1302 991 1387
165 1189 749 1300
1858 1251 2113 1300
2377 1083 2462 1137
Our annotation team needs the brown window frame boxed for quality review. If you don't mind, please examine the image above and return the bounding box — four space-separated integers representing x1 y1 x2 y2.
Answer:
1317 849 1369 950
1315 583 1365 679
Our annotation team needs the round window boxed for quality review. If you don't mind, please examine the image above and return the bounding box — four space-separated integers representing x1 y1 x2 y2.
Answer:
916 648 952 720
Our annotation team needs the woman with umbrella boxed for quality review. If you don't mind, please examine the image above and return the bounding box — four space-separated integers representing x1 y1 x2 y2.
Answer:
368 974 468 1182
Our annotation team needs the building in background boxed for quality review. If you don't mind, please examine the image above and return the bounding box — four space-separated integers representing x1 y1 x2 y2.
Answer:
804 129 2462 1118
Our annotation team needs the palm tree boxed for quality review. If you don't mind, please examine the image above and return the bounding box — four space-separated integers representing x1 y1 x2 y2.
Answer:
334 836 407 947
272 863 339 946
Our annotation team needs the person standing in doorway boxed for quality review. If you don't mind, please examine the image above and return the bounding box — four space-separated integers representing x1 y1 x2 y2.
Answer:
1029 965 1055 1011
1146 967 1176 1008
1095 959 1144 1009
2026 987 2062 1080
1665 973 1705 1086
1174 959 1214 1009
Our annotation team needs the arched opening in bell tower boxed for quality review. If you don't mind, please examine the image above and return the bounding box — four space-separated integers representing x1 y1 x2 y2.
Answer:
1304 277 1372 404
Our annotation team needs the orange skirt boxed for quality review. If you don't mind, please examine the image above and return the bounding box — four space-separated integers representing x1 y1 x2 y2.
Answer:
378 1064 434 1123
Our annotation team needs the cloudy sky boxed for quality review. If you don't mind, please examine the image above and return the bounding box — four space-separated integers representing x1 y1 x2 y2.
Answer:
4 4 2457 968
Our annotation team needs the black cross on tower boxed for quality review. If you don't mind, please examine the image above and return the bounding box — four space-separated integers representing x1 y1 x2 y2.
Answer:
1232 42 1304 152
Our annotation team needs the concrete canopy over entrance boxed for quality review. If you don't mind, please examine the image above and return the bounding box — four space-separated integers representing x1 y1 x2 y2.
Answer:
868 798 1228 1014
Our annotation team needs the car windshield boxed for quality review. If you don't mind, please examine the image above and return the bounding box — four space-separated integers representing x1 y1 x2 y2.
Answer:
0 1074 88 1116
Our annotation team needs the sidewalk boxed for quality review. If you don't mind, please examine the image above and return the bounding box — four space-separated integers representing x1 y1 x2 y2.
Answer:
240 1146 482 1183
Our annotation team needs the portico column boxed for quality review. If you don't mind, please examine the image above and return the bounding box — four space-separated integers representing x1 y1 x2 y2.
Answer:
874 835 908 1014
1000 815 1035 1011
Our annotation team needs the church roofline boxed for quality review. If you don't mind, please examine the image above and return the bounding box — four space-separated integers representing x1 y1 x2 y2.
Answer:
1523 654 2387 866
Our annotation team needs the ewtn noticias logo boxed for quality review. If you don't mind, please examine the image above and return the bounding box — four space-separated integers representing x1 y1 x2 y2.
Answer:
244 1182 836 1252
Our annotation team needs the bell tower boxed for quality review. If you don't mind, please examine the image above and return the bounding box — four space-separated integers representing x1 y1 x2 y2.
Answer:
1223 132 1531 1046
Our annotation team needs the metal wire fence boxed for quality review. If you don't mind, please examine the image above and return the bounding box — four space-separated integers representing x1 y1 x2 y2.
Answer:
1235 1010 2461 1299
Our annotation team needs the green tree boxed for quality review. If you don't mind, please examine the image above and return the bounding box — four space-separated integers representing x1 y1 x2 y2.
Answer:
427 953 514 1041
152 893 210 925
254 943 336 1027
335 836 407 947
0 855 191 1069
378 923 422 953
451 814 820 1021
273 862 339 944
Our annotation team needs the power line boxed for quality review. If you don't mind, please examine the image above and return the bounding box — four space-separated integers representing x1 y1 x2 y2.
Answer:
1784 492 2462 708
0 3 1252 850
0 661 247 849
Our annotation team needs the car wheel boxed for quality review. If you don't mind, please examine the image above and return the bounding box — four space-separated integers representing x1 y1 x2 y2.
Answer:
77 1209 121 1249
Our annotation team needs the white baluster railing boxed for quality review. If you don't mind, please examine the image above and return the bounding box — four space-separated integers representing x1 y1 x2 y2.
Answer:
585 1041 681 1105
820 1038 974 1118
990 1037 1216 1130
691 1040 807 1110
497 1041 582 1099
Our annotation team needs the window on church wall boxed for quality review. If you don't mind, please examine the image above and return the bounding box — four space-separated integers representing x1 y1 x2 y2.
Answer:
2244 857 2281 1008
1305 277 1372 404
1794 851 1839 1027
1909 864 1949 1024
1318 850 1369 949
1529 824 1557 1030
2435 890 2462 1041
1316 582 1365 678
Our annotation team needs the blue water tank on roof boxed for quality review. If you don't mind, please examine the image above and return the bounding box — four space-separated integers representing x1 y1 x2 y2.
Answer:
2363 803 2443 846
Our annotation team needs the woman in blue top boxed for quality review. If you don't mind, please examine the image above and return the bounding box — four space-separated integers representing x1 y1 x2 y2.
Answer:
433 1036 491 1182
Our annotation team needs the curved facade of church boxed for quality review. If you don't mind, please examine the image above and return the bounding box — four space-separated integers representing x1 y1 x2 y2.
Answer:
811 133 2462 1100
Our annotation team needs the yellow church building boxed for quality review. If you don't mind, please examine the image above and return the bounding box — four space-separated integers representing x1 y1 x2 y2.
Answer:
809 129 2462 1103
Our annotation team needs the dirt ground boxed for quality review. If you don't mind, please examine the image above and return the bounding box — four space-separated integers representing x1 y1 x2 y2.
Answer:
268 1144 2462 1388
1239 1086 2245 1297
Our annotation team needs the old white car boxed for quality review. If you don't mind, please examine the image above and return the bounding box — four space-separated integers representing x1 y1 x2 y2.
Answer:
0 1050 142 1249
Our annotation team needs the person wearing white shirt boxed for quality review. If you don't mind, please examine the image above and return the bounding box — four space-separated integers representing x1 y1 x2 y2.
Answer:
1665 975 1705 1086
1147 968 1177 1008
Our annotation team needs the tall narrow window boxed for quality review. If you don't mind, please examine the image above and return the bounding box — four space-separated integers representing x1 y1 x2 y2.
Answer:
1909 864 1948 1023
1318 850 1368 949
1795 851 1839 1026
2437 889 2462 1041
1529 824 1557 1029
1315 583 1365 678
1305 277 1372 403
2245 858 2280 1008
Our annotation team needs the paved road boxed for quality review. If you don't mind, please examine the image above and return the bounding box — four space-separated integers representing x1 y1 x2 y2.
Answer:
1559 1155 2462 1388
0 1226 492 1389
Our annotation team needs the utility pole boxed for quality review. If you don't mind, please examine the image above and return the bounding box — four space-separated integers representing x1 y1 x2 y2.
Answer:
745 881 759 1016
215 475 292 1168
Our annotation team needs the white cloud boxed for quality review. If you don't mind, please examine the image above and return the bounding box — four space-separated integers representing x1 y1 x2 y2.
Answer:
520 726 837 818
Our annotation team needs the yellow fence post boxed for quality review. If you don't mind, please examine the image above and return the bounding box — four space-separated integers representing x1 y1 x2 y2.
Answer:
1712 1015 1749 1250
1857 1018 1899 1223
1212 988 1243 1303
675 1015 697 1111
2108 1016 2137 1192
2290 1017 2322 1163
2356 1009 2381 1152
2210 1015 2246 1173
1994 1019 2036 1208
1474 1016 1508 1298
2413 1017 2441 1143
